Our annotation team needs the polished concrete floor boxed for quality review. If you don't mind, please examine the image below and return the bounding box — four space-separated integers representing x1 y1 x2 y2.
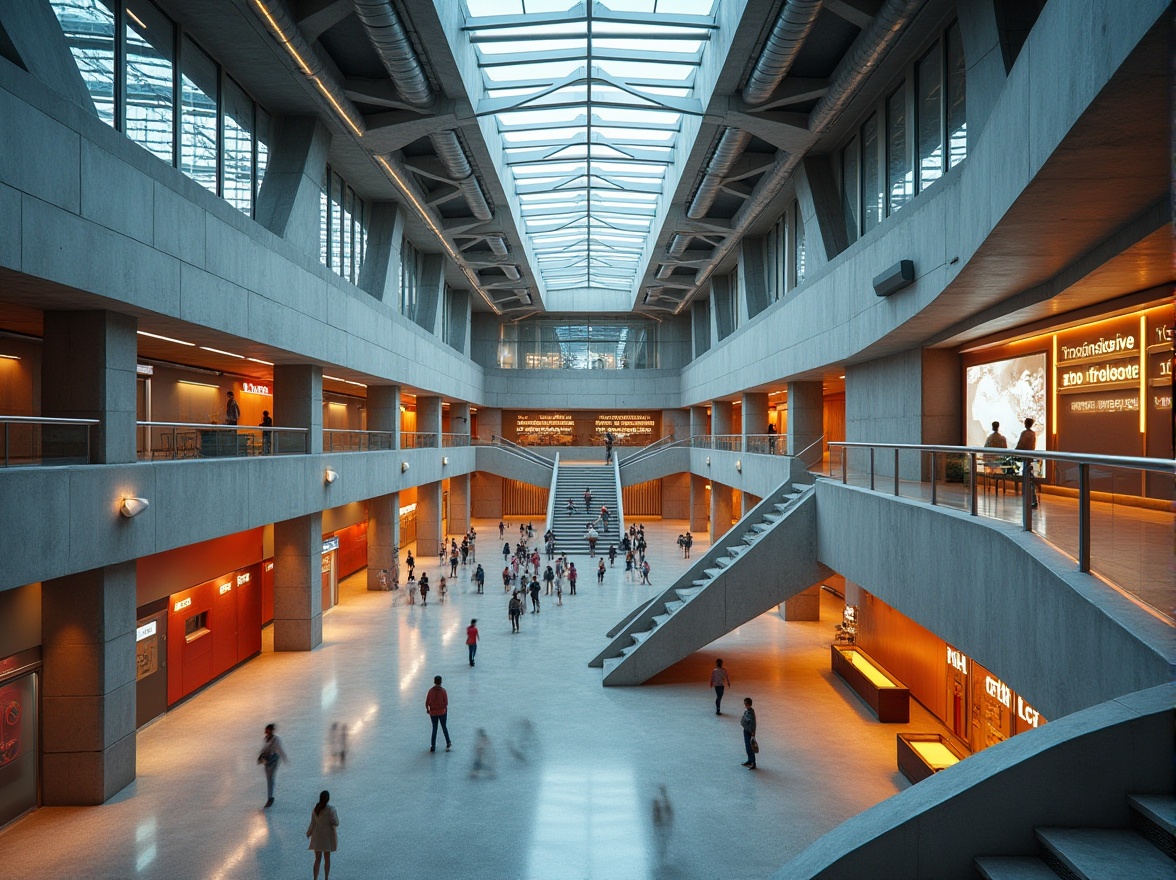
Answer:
0 519 950 880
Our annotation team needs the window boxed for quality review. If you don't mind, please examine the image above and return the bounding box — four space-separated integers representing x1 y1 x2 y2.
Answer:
441 285 452 345
861 113 882 234
332 173 345 275
886 83 912 215
766 214 786 301
916 47 943 191
53 0 117 128
841 135 859 244
319 168 331 269
222 77 254 214
255 108 272 203
399 240 422 320
180 37 219 195
946 22 967 169
124 0 174 164
793 201 807 286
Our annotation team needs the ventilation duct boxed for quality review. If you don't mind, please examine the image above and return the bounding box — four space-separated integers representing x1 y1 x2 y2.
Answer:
486 235 509 257
686 128 753 220
742 0 825 105
353 0 493 221
655 264 676 280
500 265 522 281
666 234 690 259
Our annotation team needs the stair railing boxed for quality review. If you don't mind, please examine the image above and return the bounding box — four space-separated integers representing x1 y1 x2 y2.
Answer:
618 433 675 469
613 454 625 541
544 452 560 539
487 433 554 468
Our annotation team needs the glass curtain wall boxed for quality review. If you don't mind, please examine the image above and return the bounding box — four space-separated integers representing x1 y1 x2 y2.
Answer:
861 113 882 234
318 165 368 284
497 320 664 370
916 47 943 191
946 23 967 168
50 1 271 218
886 84 912 214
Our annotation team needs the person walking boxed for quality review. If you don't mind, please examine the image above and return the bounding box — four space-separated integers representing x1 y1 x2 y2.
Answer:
450 547 459 577
224 390 240 425
406 551 415 577
438 575 447 604
740 698 757 769
259 410 273 454
503 541 510 562
605 431 615 463
710 659 731 715
586 524 598 557
474 563 485 594
683 531 693 559
426 675 451 752
767 422 777 455
600 505 610 532
640 560 652 585
502 565 512 592
555 578 563 606
1015 417 1039 508
568 562 578 595
651 784 673 866
499 520 505 538
582 487 592 511
466 619 479 667
543 565 555 595
258 723 288 808
528 577 541 613
306 790 339 880
508 591 522 632
608 544 617 567
597 558 606 583
419 573 430 605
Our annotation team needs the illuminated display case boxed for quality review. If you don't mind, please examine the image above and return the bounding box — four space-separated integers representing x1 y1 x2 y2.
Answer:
897 733 967 784
830 645 910 723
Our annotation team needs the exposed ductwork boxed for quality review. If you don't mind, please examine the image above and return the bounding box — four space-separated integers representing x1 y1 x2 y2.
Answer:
666 234 690 259
500 265 522 281
655 264 677 280
352 0 494 221
686 128 753 220
660 0 928 312
486 235 510 257
742 0 825 105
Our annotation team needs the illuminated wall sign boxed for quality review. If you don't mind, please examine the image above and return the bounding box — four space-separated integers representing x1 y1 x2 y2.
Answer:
322 536 340 554
136 621 157 641
136 363 154 376
946 646 968 675
264 561 274 572
516 413 574 437
236 572 251 586
173 597 192 613
595 413 656 438
1016 695 1041 728
984 675 1011 708
242 381 271 396
219 583 232 595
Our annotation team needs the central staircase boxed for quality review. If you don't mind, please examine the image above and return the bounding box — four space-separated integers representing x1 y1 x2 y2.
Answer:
548 462 621 556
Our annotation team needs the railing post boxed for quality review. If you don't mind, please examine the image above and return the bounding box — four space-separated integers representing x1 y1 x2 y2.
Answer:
893 448 900 496
969 453 978 516
4 422 8 468
1077 463 1091 572
841 447 847 484
869 447 875 491
930 452 937 506
1021 457 1032 531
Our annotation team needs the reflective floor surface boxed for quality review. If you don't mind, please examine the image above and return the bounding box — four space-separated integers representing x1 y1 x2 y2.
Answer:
0 519 947 880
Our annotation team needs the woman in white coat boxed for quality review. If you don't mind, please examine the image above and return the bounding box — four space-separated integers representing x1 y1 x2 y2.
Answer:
306 790 339 880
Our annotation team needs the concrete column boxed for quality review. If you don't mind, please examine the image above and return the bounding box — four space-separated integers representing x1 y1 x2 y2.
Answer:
690 405 709 439
477 407 502 443
357 203 404 303
711 276 736 341
366 492 400 591
446 289 472 354
0 0 96 111
255 117 332 259
41 563 136 805
711 399 733 436
661 408 689 442
691 300 711 357
451 402 471 438
413 253 445 334
741 392 768 453
42 310 137 464
742 491 761 518
273 364 323 454
273 513 323 651
795 156 848 269
450 474 470 535
787 381 823 466
417 395 442 446
416 480 443 557
709 480 733 544
739 237 770 319
783 585 821 621
689 474 709 532
367 384 401 449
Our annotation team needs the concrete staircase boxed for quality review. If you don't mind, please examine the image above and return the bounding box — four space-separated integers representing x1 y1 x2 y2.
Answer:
590 478 831 686
549 462 621 556
975 795 1174 880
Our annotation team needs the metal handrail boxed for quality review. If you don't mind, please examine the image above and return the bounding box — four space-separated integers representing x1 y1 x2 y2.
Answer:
488 434 554 468
618 434 677 468
400 431 438 449
0 415 100 425
441 432 471 448
138 420 307 432
827 441 1175 582
544 452 560 539
794 433 827 462
323 429 396 452
138 420 308 459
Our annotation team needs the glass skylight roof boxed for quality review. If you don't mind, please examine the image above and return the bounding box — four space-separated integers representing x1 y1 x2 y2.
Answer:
462 0 719 299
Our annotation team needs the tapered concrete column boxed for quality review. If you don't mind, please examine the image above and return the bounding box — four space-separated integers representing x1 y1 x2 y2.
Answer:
709 480 734 543
787 381 823 466
41 563 136 804
741 392 768 453
690 405 709 439
273 513 323 651
451 402 471 437
711 400 733 437
416 480 443 557
357 203 404 302
255 117 332 259
689 474 709 533
367 492 400 591
783 585 821 620
42 310 137 464
274 364 322 454
742 491 761 518
418 395 442 446
367 384 401 449
661 408 689 442
450 474 470 535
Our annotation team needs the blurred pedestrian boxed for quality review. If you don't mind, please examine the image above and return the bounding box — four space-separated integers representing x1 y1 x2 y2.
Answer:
597 559 606 583
258 723 288 808
652 784 673 865
475 564 485 594
306 790 339 880
470 728 497 779
710 659 731 715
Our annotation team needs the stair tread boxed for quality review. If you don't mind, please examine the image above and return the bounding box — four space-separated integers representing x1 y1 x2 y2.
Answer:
1037 828 1172 879
1129 795 1176 836
664 601 683 612
974 857 1060 880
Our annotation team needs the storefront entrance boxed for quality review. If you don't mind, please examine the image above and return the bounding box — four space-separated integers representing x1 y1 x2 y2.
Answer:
0 655 38 828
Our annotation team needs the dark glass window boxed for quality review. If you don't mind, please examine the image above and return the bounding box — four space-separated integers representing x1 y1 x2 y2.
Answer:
946 22 967 168
180 37 219 194
222 77 253 214
841 135 859 243
916 45 943 191
52 0 117 128
861 113 882 233
124 1 174 164
886 83 912 215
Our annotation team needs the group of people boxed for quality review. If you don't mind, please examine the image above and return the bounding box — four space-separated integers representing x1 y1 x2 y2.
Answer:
709 659 758 769
983 417 1040 507
675 531 694 558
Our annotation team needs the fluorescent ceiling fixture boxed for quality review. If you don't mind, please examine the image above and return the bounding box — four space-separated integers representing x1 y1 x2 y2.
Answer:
464 0 718 298
138 330 194 347
200 346 244 359
178 379 219 389
247 357 274 366
0 354 20 360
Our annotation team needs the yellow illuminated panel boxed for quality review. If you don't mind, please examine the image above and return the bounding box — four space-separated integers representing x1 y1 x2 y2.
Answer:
910 741 960 770
840 649 899 688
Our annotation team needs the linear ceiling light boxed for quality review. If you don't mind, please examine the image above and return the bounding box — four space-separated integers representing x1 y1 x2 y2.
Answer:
138 330 194 346
200 346 245 359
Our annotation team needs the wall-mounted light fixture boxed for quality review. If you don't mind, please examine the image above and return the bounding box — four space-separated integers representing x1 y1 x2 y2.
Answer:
401 462 410 473
120 497 149 518
324 469 338 484
735 460 742 472
706 456 711 466
442 457 450 466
